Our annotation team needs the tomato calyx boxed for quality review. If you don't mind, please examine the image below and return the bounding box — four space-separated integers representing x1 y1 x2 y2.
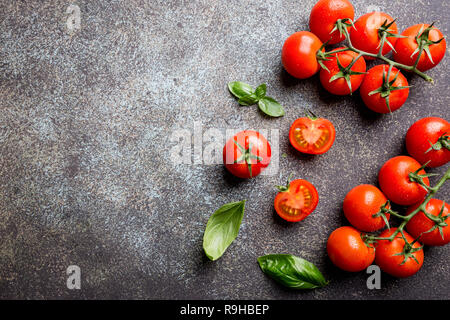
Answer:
368 66 410 112
377 19 404 53
233 139 263 178
330 18 355 40
326 53 366 94
275 173 294 192
425 133 450 153
412 23 446 65
421 203 450 240
392 231 423 265
371 200 395 230
408 161 437 192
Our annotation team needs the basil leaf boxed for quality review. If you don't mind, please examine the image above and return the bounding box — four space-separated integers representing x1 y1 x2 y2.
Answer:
228 81 254 99
257 96 285 117
238 93 259 106
258 254 328 289
254 84 267 99
203 200 246 261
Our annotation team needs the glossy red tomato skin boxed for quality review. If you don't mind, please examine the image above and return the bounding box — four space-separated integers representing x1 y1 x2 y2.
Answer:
274 179 319 222
223 130 271 179
406 117 450 168
327 226 375 272
320 48 366 95
289 117 336 154
359 65 409 113
350 12 398 59
309 0 355 45
394 24 446 72
375 228 424 278
378 156 429 206
406 199 450 246
282 31 324 79
343 184 389 232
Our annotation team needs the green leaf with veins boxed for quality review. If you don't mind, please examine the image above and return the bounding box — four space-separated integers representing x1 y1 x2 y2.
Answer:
258 254 328 289
258 96 285 117
228 81 254 99
203 200 246 261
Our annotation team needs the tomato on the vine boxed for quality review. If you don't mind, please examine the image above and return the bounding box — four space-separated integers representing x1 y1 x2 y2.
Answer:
289 112 336 154
359 65 409 113
394 24 446 72
274 178 319 222
309 0 355 45
350 12 399 59
375 228 424 278
406 199 450 246
319 47 366 95
378 156 429 206
327 226 375 272
223 130 271 179
343 184 390 232
282 31 324 79
406 117 450 168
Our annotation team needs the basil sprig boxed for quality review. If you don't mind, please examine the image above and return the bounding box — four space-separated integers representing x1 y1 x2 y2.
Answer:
228 81 285 117
257 254 328 289
203 200 246 261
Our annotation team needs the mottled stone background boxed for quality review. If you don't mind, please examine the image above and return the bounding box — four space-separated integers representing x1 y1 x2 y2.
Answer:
0 0 449 299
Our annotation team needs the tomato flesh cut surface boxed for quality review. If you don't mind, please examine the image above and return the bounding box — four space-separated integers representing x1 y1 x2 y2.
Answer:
290 118 335 154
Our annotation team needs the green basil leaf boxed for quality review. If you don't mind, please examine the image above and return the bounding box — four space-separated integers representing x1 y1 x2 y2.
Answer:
238 93 259 106
228 81 254 99
203 200 246 261
254 83 267 99
257 254 328 289
257 96 285 117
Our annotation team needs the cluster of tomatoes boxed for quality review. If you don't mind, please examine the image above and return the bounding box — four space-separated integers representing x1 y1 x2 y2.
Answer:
222 0 449 280
328 117 449 278
282 0 446 113
223 111 336 222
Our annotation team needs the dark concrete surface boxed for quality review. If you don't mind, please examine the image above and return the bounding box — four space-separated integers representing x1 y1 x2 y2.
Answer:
0 0 449 299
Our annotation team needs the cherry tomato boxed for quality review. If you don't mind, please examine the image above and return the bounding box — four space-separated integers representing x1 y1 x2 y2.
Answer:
274 179 319 222
309 0 355 45
406 199 450 246
327 226 375 272
343 184 390 232
406 117 450 168
359 65 409 113
319 47 366 95
350 12 398 59
282 31 324 79
394 24 446 72
223 130 271 179
378 156 429 206
375 228 424 278
289 114 336 154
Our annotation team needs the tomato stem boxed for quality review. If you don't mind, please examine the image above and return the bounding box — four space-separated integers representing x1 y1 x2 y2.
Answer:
319 24 435 83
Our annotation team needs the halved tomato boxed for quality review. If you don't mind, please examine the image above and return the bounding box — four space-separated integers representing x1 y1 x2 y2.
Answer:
289 113 336 154
274 178 319 222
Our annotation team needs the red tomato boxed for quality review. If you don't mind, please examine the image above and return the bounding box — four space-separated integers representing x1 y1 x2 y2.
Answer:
343 184 390 232
319 47 366 95
309 0 355 45
282 31 324 79
289 114 336 154
350 12 399 59
406 117 450 168
378 156 429 206
223 130 271 179
327 226 375 272
375 228 424 278
406 199 450 246
274 179 319 222
394 24 446 72
359 65 409 113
